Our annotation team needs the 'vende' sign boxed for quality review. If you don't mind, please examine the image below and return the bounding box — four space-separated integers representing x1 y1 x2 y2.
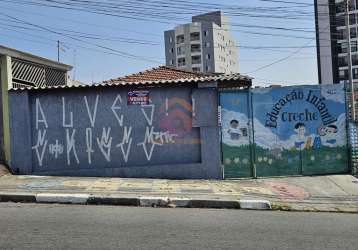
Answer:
127 90 150 105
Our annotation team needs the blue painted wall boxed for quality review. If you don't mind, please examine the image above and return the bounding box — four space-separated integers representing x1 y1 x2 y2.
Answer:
8 85 222 179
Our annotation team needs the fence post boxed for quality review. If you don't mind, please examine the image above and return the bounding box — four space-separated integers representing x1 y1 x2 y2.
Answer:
248 89 257 178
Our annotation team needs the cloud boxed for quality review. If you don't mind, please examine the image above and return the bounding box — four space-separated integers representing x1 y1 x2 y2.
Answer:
221 109 347 150
320 84 345 104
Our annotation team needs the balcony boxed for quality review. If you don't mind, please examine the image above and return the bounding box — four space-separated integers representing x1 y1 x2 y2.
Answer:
190 32 200 41
191 44 201 53
176 35 184 44
191 55 202 64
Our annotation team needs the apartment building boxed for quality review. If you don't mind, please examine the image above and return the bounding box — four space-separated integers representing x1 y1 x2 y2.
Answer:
164 11 239 74
315 0 358 84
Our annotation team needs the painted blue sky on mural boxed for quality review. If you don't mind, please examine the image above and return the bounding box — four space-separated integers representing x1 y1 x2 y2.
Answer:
221 84 347 150
253 84 346 141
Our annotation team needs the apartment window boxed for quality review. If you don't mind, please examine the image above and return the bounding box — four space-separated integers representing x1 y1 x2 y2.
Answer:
336 15 345 27
190 32 200 41
336 1 346 14
192 67 201 72
353 54 358 66
205 65 211 72
338 43 347 53
177 46 185 55
206 42 210 48
206 54 211 60
169 59 174 65
337 29 346 40
169 36 173 43
176 35 184 44
191 44 201 53
169 48 174 54
178 58 186 66
192 55 201 64
338 56 348 67
351 27 357 39
354 68 358 79
350 13 357 25
339 69 348 80
204 30 208 36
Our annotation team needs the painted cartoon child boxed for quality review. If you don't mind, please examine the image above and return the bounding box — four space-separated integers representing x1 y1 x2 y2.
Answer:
314 124 338 148
312 127 323 149
228 119 241 140
321 125 338 146
294 122 306 149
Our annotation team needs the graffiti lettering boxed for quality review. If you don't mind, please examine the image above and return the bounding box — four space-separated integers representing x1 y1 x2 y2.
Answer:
96 127 112 162
62 97 74 128
141 104 155 126
84 95 99 127
66 129 79 165
111 95 124 127
85 128 94 164
48 140 64 159
117 126 133 162
35 98 48 129
32 130 48 167
138 127 177 161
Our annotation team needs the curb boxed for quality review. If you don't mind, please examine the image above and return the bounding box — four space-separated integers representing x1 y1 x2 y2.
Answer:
0 192 36 203
36 193 89 204
0 193 272 210
239 200 272 210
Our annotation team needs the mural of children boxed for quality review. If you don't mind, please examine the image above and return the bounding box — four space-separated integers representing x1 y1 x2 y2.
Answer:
294 122 306 149
325 125 338 145
313 124 338 148
322 124 338 146
228 119 241 140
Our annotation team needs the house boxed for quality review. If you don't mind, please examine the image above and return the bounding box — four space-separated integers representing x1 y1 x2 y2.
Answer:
0 45 72 89
5 66 251 179
0 45 72 164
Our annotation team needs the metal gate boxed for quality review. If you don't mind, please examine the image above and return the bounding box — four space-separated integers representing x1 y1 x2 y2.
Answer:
220 84 349 178
220 91 253 178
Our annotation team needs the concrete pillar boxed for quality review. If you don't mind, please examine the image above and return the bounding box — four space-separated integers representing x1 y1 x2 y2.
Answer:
0 55 12 166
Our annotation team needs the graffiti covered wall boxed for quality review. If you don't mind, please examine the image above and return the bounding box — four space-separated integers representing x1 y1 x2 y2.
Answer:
221 84 349 178
8 86 221 179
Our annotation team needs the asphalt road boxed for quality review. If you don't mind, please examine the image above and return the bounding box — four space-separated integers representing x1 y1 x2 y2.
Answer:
0 203 357 250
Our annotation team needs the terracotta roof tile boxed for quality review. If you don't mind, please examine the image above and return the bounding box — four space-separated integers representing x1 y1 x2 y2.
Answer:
103 66 210 84
11 66 252 90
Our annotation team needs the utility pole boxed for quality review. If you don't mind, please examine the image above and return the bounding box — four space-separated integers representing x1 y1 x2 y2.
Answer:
346 0 356 120
57 40 60 62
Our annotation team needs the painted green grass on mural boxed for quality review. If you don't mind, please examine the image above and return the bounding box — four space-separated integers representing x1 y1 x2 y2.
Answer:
223 144 252 178
223 144 348 177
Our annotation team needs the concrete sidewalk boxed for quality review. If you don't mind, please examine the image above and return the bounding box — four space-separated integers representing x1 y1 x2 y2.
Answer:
0 165 357 212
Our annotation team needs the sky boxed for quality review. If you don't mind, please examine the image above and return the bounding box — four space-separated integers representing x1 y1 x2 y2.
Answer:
0 0 318 86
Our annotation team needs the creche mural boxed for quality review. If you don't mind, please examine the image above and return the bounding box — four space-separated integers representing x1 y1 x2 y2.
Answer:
221 84 349 178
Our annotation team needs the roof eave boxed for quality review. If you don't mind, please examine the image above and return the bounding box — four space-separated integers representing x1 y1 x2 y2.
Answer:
0 45 73 71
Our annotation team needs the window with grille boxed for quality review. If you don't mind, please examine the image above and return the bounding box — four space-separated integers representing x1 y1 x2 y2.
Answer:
11 59 67 87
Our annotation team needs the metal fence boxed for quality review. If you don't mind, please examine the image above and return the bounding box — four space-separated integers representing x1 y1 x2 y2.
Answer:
349 122 358 175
